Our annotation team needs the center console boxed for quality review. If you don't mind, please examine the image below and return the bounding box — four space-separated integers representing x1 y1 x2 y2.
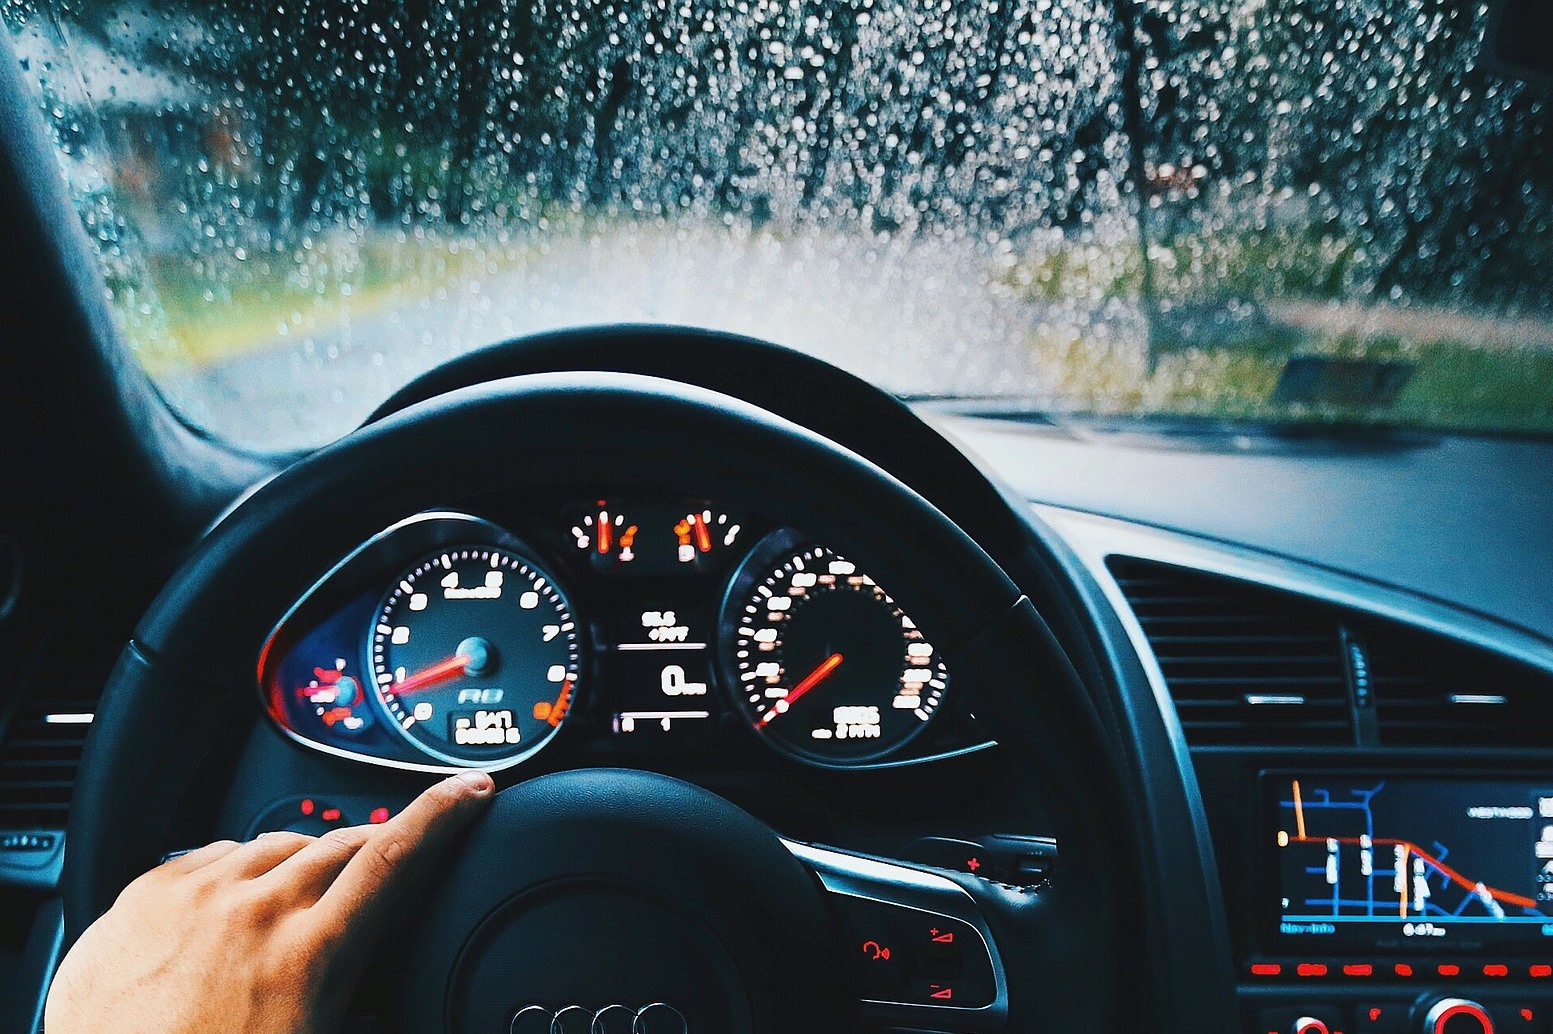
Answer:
1201 761 1553 1034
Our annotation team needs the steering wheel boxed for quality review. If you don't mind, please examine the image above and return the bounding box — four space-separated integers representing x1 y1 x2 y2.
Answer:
64 369 1139 1032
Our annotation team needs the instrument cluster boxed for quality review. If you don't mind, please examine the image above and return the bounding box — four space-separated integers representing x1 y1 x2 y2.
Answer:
258 495 986 774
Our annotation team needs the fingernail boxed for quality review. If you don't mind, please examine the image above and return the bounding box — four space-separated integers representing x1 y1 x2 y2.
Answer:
454 770 494 795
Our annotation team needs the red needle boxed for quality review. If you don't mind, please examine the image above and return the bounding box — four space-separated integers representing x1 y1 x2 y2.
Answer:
388 655 471 696
692 515 713 553
761 652 844 725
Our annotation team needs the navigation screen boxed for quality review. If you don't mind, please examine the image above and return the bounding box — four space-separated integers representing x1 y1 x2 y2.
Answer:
1269 774 1553 949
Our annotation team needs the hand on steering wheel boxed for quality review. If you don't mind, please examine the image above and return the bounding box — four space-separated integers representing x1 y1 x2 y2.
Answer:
45 772 494 1034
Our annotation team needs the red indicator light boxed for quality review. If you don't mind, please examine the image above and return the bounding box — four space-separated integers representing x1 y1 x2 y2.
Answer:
1369 1008 1383 1022
1531 964 1552 978
300 798 315 816
1296 963 1328 977
1394 963 1414 977
1483 964 1508 977
928 986 953 1000
966 857 981 872
1523 1009 1536 1023
1342 963 1373 977
1250 963 1282 977
320 808 342 822
1436 964 1460 977
929 928 955 944
369 807 390 824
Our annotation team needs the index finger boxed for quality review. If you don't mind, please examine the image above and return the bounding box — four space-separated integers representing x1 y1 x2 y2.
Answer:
315 770 494 932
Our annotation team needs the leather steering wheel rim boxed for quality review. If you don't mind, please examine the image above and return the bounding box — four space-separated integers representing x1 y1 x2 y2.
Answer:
65 370 1136 1031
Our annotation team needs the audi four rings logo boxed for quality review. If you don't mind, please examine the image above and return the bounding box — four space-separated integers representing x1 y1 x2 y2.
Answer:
510 1002 688 1034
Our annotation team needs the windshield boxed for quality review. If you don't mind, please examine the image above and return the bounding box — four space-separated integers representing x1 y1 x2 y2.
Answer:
5 0 1551 449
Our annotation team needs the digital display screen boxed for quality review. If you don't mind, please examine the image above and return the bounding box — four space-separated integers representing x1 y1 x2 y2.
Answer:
1268 774 1553 949
606 600 718 740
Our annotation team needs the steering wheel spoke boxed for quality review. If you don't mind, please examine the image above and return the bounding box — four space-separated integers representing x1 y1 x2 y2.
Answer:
784 839 1009 1033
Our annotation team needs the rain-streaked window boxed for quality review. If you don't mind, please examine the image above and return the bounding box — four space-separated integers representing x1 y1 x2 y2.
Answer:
4 0 1550 448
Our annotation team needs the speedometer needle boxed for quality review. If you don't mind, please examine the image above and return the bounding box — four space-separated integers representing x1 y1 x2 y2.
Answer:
390 654 471 696
761 652 844 725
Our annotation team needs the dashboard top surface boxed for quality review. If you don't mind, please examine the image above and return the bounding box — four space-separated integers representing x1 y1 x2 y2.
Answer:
930 412 1553 644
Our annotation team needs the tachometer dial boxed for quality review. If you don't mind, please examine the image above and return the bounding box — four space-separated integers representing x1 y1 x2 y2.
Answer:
371 546 581 766
726 543 947 763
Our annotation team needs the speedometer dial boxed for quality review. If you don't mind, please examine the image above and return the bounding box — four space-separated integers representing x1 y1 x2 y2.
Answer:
371 546 581 766
728 543 947 763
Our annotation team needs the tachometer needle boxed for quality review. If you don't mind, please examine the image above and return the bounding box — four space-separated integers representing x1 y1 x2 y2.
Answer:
692 515 713 553
761 652 844 725
390 654 471 696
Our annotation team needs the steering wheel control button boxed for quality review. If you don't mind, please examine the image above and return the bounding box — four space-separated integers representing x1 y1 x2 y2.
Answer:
918 938 965 980
903 834 1058 886
830 893 995 1009
905 837 999 879
1292 1017 1331 1034
1425 999 1495 1034
833 896 908 999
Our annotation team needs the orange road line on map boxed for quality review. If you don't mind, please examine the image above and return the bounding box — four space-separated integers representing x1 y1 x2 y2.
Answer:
1293 779 1307 840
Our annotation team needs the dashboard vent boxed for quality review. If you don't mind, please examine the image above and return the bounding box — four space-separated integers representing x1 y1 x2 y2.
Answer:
1365 622 1553 748
1108 558 1353 746
0 644 118 831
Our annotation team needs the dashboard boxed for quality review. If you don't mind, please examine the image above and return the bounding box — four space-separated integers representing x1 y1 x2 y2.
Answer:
2 324 1550 1034
1035 498 1553 1034
259 493 985 781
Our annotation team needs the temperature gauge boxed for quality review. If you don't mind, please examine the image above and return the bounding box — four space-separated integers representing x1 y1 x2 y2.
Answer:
675 509 742 564
570 503 639 568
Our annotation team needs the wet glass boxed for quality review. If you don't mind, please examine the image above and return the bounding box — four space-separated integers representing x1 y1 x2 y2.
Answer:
3 0 1549 449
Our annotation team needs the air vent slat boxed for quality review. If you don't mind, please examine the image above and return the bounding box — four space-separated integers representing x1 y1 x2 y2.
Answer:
1 643 118 830
1112 556 1553 751
1366 623 1553 747
1110 558 1354 746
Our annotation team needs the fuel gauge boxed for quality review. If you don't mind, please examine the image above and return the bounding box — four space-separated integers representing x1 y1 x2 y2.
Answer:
570 503 640 569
